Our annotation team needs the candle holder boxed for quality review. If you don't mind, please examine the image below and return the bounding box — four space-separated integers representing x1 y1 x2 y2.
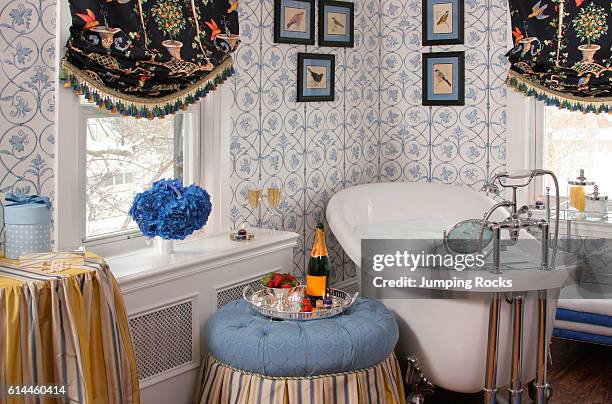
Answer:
247 177 282 230
230 222 255 241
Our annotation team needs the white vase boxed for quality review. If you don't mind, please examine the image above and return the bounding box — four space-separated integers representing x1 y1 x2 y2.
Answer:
153 237 175 254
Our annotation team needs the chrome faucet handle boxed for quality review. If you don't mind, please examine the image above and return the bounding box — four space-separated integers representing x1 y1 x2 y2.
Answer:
482 181 501 195
516 205 532 219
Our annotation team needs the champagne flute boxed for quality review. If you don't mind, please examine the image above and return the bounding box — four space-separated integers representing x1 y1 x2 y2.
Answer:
247 180 262 228
267 177 282 231
247 181 262 209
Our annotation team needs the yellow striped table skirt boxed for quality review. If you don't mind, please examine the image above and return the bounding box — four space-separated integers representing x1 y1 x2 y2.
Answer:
0 254 140 404
195 352 406 404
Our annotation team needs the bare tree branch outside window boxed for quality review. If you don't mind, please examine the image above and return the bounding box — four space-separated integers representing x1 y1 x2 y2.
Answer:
86 113 189 238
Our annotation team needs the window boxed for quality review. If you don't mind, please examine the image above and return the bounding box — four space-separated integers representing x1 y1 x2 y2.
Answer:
56 1 232 256
506 92 612 236
541 106 612 197
83 107 194 239
56 86 232 256
542 107 612 196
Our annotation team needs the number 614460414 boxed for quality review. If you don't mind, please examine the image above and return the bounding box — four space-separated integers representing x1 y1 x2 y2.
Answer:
7 385 67 396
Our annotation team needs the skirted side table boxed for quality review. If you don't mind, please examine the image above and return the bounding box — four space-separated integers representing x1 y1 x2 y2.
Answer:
195 298 405 404
0 253 139 404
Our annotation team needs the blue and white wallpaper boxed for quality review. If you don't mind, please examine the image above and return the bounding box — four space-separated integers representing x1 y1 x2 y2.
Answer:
0 0 507 282
379 0 507 185
229 0 380 283
229 0 508 282
0 0 55 201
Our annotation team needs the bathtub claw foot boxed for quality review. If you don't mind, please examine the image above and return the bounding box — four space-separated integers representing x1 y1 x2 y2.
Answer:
405 355 435 403
407 394 425 404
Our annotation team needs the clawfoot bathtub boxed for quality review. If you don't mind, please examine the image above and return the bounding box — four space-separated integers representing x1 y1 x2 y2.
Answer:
326 182 564 394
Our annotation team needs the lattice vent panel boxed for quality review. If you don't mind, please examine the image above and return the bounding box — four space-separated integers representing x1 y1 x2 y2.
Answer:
129 300 194 381
216 277 263 308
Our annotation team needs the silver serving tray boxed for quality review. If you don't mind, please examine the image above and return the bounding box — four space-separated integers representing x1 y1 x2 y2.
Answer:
243 285 359 321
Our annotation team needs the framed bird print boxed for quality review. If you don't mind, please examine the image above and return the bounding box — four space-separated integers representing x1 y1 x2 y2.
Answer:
422 51 465 106
422 0 464 45
297 53 335 102
274 0 316 45
318 0 354 47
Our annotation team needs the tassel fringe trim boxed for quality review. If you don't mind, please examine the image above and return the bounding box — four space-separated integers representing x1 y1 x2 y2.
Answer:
506 70 611 114
59 57 235 119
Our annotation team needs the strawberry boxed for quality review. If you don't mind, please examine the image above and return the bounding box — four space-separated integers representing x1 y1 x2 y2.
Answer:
273 274 283 288
262 272 300 289
261 273 275 287
300 297 312 309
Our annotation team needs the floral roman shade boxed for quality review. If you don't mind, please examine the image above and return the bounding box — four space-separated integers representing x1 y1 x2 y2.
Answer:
60 0 240 118
506 0 611 113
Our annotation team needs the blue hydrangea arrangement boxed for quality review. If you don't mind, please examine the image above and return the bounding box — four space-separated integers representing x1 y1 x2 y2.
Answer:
128 179 212 240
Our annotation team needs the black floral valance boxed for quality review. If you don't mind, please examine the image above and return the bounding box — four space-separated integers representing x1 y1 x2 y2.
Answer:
506 0 611 113
60 0 240 118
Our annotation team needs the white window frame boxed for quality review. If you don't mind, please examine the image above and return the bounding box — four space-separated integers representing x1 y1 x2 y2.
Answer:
507 91 612 237
54 3 231 256
76 103 198 244
506 90 543 204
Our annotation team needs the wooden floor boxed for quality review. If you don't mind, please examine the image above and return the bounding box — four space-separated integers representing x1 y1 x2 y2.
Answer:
423 338 612 403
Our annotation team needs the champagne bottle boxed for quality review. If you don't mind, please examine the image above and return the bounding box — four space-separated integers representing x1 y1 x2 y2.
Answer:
307 223 331 301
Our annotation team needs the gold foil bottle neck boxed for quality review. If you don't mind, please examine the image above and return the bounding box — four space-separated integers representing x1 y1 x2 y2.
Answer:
311 227 328 257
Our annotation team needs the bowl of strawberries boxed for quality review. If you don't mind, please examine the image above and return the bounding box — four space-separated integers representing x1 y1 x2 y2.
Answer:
261 272 300 294
260 272 301 311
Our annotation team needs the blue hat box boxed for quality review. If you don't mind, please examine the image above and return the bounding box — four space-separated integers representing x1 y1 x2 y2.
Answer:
4 198 52 260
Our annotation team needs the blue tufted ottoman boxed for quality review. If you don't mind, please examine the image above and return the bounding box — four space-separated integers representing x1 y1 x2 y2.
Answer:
194 298 406 404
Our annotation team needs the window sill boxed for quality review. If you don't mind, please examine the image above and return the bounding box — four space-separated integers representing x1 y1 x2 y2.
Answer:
107 230 299 292
531 210 612 237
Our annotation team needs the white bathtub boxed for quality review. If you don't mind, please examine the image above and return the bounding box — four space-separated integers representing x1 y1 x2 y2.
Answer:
326 182 562 394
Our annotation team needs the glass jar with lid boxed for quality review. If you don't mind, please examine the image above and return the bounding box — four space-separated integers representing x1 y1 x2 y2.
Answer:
585 185 608 222
567 169 594 218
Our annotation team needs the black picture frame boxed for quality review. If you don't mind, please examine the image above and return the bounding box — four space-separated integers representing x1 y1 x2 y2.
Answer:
274 0 316 45
318 0 354 47
422 51 465 106
297 53 335 102
422 0 464 46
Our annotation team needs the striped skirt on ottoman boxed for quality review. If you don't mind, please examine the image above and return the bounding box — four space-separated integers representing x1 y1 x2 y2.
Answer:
195 352 405 404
